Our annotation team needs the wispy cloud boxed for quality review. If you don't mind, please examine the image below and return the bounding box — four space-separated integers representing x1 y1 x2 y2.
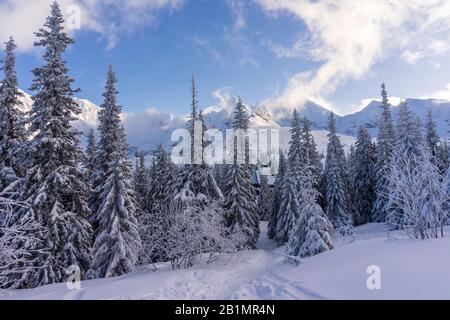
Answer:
423 83 450 101
0 0 184 51
224 0 259 67
254 0 450 113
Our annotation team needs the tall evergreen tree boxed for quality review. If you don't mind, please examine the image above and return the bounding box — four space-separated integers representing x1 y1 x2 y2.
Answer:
387 103 424 230
257 175 272 221
395 102 423 158
286 161 334 259
134 151 150 214
0 37 27 190
167 80 236 267
224 98 260 249
324 112 353 231
300 116 322 187
86 66 141 279
274 162 299 245
425 109 440 160
7 2 92 288
372 83 394 222
268 151 286 240
83 129 96 183
288 109 304 191
352 126 375 226
141 145 174 263
425 109 448 173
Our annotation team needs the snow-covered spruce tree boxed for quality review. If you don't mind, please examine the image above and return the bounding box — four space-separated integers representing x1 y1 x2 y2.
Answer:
133 151 150 214
352 125 376 226
286 163 334 260
257 175 272 221
346 145 358 222
425 109 441 160
0 37 28 191
224 98 260 249
288 109 305 191
140 144 174 264
86 66 141 279
274 161 299 245
425 109 448 174
83 129 96 183
386 102 424 229
395 101 423 158
268 151 286 240
387 149 448 238
6 3 93 288
372 83 394 222
167 80 241 268
324 112 353 232
300 116 323 188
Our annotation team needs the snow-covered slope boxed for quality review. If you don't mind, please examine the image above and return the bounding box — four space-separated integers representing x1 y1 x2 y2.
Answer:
3 222 450 300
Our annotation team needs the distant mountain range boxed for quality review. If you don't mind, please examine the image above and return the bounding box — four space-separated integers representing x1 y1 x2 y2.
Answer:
16 90 450 154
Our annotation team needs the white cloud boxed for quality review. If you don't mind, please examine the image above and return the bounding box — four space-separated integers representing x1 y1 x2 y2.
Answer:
422 83 450 101
402 50 425 65
0 0 183 51
254 0 450 113
224 0 259 67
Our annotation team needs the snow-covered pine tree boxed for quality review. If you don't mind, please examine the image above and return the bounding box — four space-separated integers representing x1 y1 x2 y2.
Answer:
0 37 28 191
268 151 286 240
386 102 424 229
300 116 323 188
346 145 357 218
286 162 334 259
6 2 93 288
86 66 141 279
134 151 150 214
352 125 375 226
141 144 174 264
167 80 240 268
425 109 440 160
257 174 272 221
224 98 260 249
395 101 423 158
274 161 299 245
90 66 124 223
83 129 96 183
288 109 305 191
372 83 394 222
425 109 448 173
324 112 353 231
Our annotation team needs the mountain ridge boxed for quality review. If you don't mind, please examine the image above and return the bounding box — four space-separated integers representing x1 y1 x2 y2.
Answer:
15 90 450 153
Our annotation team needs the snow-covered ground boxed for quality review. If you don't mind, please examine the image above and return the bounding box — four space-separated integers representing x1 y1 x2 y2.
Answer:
1 222 450 300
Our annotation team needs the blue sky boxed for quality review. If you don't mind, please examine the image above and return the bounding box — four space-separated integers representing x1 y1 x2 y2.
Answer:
2 0 450 116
